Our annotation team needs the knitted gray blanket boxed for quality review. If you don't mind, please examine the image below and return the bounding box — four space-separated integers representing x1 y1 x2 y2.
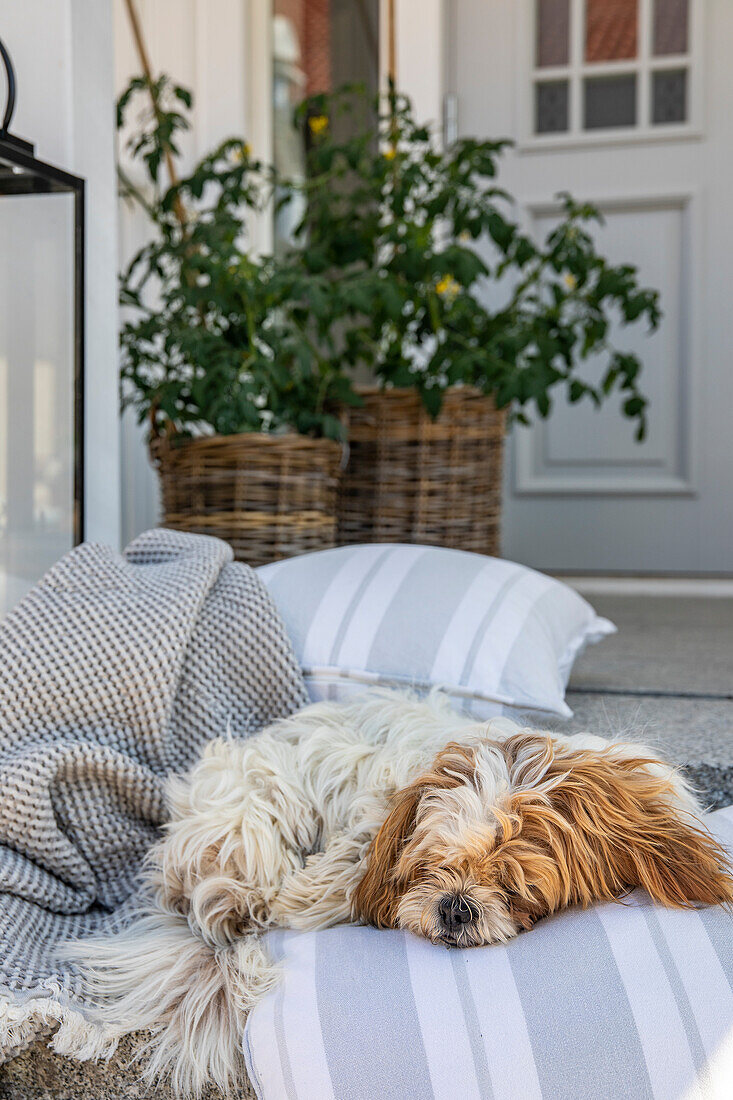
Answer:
0 528 307 1064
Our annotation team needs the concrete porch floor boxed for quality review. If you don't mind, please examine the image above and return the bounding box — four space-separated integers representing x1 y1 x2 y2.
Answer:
559 595 733 802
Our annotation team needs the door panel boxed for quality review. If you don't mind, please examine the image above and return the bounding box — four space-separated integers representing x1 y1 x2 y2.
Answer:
450 0 733 573
516 195 693 494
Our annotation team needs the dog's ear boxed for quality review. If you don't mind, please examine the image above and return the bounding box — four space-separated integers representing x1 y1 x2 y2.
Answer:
556 751 733 909
352 782 423 927
499 737 733 916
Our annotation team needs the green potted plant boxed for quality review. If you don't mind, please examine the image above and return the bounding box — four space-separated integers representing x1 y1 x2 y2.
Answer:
287 87 660 554
117 76 360 565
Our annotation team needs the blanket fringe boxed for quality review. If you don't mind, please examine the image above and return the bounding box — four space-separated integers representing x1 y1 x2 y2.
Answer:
0 991 120 1064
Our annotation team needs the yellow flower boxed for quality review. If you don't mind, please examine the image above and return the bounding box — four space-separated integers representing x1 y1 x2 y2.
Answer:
308 115 329 136
231 143 251 163
459 230 471 242
563 272 577 291
436 274 460 300
383 146 397 160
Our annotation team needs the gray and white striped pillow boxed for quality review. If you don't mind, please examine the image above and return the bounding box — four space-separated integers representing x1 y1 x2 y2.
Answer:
257 544 614 719
244 805 733 1100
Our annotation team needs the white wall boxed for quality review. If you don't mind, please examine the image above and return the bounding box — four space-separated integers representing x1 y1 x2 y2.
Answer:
0 0 120 548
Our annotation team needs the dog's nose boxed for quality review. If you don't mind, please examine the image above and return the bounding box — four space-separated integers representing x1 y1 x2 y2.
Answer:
439 894 472 935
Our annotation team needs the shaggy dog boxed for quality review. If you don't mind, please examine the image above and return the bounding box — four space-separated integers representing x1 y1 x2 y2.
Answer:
67 693 733 1095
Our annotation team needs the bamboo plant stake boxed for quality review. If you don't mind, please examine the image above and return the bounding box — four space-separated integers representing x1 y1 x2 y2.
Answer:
122 0 197 437
386 0 398 157
123 0 187 229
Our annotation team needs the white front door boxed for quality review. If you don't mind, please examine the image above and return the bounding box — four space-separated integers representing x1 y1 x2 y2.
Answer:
451 0 733 574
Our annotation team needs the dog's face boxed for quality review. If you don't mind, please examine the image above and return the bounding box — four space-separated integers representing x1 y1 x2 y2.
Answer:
353 734 733 946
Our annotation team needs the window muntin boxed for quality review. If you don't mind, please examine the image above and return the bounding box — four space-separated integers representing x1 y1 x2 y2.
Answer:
532 0 692 138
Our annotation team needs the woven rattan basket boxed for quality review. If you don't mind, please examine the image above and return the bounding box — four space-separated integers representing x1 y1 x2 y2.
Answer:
338 386 506 554
151 432 342 567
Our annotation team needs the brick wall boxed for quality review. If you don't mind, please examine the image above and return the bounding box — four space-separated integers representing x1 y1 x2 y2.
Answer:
274 0 332 95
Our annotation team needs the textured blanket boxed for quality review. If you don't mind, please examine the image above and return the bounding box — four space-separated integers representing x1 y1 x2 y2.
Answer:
0 528 307 1064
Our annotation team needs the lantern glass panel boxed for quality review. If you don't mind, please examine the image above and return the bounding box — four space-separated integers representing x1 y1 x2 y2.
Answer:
0 190 76 613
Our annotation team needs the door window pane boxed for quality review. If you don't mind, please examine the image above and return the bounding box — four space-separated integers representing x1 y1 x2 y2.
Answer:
585 0 638 62
653 0 688 55
536 80 570 133
652 68 687 123
584 74 637 128
536 0 570 67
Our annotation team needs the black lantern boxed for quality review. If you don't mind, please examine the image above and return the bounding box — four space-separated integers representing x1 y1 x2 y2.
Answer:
0 37 84 612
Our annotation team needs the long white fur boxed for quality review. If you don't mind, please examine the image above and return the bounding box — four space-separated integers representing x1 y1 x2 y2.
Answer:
64 692 696 1095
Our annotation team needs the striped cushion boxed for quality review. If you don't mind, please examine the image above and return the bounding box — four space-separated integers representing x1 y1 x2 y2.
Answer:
257 545 614 719
244 805 733 1100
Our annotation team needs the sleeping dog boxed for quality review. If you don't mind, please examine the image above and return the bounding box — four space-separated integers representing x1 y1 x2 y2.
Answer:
67 692 733 1095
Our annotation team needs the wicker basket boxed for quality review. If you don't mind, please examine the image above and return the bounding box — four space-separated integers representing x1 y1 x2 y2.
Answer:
151 433 342 567
338 386 506 555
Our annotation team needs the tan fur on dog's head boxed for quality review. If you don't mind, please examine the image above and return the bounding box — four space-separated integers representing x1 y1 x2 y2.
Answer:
353 734 733 946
